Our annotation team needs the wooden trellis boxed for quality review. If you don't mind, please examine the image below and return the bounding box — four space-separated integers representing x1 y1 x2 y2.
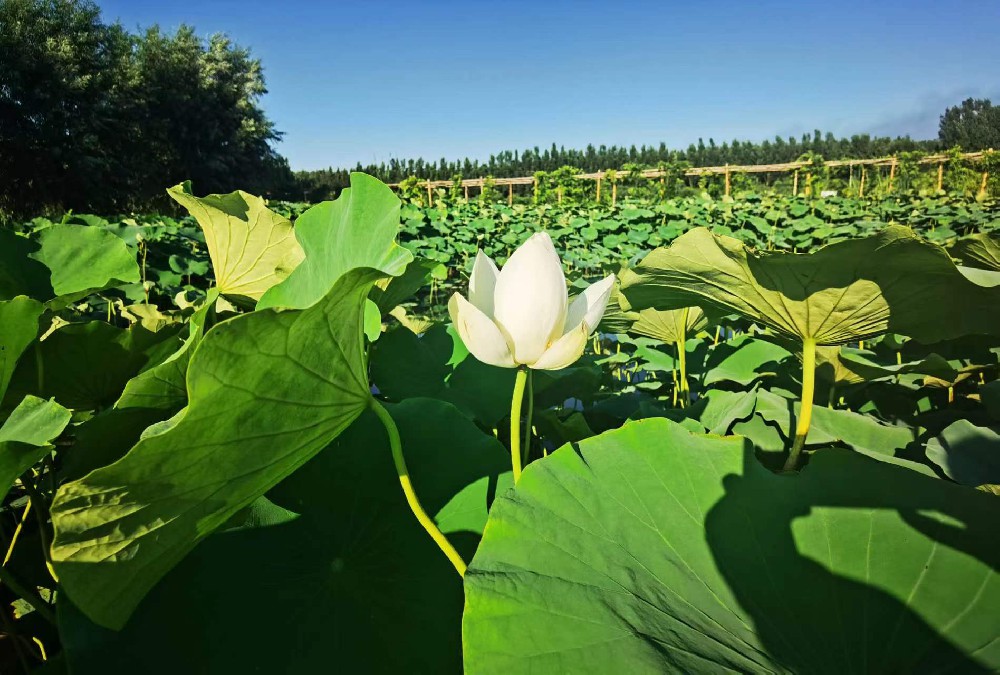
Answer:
395 150 992 200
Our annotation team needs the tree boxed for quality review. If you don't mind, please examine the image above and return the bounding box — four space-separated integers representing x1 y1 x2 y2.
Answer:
939 98 1000 151
0 0 134 214
0 0 288 215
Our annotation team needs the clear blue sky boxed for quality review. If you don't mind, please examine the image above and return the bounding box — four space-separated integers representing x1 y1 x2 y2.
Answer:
97 0 1000 171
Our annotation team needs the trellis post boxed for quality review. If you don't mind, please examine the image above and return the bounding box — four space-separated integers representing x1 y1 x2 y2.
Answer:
937 162 944 191
426 180 433 206
888 157 897 193
980 170 990 199
596 175 602 203
859 166 866 198
793 170 799 196
611 181 617 207
508 183 513 206
724 165 731 197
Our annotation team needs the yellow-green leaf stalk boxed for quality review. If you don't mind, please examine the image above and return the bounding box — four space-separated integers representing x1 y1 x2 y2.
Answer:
676 307 690 408
370 399 467 576
784 337 817 471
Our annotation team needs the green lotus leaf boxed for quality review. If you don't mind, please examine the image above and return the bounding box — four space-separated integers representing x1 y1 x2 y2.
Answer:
371 324 453 401
703 335 792 386
464 418 1000 673
752 389 932 474
629 306 707 344
259 173 413 310
370 257 445 314
51 268 383 630
33 225 141 301
926 419 1000 487
168 182 304 306
59 399 511 673
947 230 1000 286
981 381 1000 422
0 296 44 401
620 226 1000 345
114 289 220 413
0 225 140 303
3 321 182 412
0 395 71 498
689 386 758 435
948 233 1000 271
0 230 53 301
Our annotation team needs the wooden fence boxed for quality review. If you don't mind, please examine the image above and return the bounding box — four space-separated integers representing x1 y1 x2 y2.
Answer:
392 150 992 205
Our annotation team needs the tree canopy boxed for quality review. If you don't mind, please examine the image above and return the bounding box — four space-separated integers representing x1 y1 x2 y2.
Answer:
0 0 290 215
939 98 1000 152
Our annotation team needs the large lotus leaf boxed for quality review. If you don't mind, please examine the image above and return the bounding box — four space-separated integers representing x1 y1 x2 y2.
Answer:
752 389 930 474
0 395 71 498
816 345 868 386
115 289 219 412
981 381 1000 422
926 419 1000 487
948 234 1000 271
445 359 517 428
620 225 1000 345
531 359 603 408
30 225 140 300
59 407 170 483
689 387 758 435
259 173 413 310
0 230 53 301
0 296 43 401
3 321 182 412
463 419 1000 673
59 399 511 673
371 324 453 401
50 269 385 629
167 183 304 306
629 306 707 343
703 335 792 386
818 348 968 388
948 234 1000 286
369 257 445 314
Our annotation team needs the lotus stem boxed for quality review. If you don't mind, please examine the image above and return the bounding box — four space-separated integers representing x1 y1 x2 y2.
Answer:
19 473 55 582
370 399 467 577
3 500 31 566
784 337 817 471
510 367 528 482
0 564 55 626
676 340 689 407
522 369 534 467
677 308 690 407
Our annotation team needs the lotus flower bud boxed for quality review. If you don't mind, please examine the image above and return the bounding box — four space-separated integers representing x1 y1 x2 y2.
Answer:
449 232 614 370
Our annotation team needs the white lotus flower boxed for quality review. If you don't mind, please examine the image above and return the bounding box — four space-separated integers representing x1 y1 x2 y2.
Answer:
449 232 615 371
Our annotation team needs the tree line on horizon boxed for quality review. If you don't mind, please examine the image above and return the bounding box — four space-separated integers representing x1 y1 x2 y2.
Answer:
2 0 999 216
292 132 937 202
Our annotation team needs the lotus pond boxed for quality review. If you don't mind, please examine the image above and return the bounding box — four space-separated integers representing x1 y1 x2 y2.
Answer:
0 174 998 673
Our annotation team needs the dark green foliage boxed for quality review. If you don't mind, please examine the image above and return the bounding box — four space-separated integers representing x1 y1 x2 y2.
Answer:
0 0 289 215
939 98 1000 151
